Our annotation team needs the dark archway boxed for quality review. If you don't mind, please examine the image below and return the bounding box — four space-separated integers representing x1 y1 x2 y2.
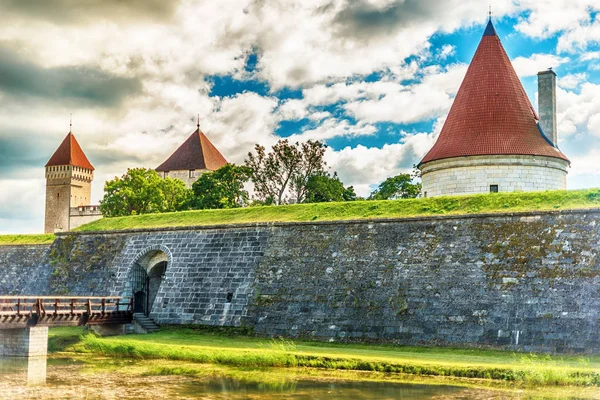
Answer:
130 250 169 316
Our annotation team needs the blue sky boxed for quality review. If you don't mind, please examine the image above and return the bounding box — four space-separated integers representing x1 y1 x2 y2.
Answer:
1 0 600 233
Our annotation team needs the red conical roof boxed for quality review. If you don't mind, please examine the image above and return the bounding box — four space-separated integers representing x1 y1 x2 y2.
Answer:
156 127 228 172
45 131 94 170
420 20 569 165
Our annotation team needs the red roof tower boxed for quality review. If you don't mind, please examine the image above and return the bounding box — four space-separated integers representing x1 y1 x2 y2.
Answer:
45 131 95 170
156 126 228 172
419 19 569 166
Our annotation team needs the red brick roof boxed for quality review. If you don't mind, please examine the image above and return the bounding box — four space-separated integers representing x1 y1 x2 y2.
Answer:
420 20 569 165
156 127 228 172
45 131 95 170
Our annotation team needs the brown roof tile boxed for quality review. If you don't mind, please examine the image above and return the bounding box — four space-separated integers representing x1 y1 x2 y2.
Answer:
45 131 94 170
156 128 228 172
420 20 569 165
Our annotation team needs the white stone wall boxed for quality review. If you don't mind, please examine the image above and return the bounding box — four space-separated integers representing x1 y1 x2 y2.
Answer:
161 169 206 188
420 155 568 197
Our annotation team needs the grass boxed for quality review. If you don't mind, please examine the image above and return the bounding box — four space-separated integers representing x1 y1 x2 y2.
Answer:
75 189 600 232
50 326 600 387
0 234 55 245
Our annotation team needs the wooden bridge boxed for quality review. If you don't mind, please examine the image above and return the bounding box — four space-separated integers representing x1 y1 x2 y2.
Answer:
0 296 133 329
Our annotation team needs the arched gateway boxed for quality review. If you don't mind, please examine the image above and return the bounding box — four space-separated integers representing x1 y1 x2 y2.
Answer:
128 245 171 316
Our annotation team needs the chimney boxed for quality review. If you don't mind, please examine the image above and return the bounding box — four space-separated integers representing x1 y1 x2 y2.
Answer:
537 69 557 146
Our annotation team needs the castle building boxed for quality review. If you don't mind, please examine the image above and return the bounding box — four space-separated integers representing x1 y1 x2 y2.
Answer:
44 129 102 233
418 19 570 197
156 121 228 188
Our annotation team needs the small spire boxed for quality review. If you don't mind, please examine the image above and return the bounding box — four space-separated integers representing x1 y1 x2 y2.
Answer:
197 114 200 130
69 114 72 132
489 4 492 20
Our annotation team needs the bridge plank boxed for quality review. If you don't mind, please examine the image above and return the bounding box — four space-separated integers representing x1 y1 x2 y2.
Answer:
0 296 132 329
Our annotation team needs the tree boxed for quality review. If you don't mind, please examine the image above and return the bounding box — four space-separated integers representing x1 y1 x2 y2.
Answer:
100 168 191 217
369 174 422 200
304 172 357 203
190 164 251 209
158 176 191 213
245 139 327 204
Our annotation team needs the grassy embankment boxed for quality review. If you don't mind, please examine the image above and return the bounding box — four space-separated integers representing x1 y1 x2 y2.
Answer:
0 234 55 245
49 327 600 387
2 190 599 243
75 189 600 232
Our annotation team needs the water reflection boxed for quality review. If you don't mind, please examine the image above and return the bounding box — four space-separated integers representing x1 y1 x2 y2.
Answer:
0 356 46 385
179 378 466 399
0 357 598 399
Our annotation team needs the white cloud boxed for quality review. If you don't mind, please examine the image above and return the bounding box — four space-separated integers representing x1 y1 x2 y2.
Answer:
326 128 438 197
0 179 45 234
289 118 377 142
558 73 588 89
514 1 598 39
557 83 600 138
439 44 456 59
342 64 467 123
512 54 569 77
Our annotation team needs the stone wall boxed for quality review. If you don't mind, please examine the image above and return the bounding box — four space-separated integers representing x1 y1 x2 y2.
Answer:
420 155 568 197
249 212 600 353
0 327 48 357
2 209 600 353
69 206 102 231
0 245 52 295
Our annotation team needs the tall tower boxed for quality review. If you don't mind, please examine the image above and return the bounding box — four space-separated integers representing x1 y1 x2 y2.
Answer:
418 19 569 197
538 69 558 145
44 130 95 233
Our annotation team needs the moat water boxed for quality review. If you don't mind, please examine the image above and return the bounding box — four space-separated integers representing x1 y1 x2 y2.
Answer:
0 356 597 399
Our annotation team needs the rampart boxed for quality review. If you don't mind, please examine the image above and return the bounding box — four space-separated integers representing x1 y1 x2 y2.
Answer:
1 209 599 353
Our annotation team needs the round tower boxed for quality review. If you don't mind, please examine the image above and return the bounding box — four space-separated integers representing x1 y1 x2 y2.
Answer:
44 130 95 233
418 19 569 198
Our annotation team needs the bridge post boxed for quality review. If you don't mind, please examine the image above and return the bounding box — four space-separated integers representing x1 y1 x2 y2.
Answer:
0 327 48 357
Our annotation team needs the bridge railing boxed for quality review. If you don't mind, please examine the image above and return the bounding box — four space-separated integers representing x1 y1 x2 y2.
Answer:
0 296 133 327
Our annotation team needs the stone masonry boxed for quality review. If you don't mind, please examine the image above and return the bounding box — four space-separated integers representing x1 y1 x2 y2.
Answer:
420 155 568 197
1 209 600 353
0 327 48 357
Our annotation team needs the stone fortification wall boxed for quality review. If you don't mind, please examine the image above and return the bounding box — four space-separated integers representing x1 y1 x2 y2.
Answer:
1 209 600 353
420 155 568 197
0 245 52 295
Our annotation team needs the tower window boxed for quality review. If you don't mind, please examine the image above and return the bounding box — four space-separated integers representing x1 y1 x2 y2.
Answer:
189 170 195 178
490 185 499 193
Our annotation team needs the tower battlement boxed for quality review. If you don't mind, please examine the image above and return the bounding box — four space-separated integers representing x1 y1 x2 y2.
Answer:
44 131 100 233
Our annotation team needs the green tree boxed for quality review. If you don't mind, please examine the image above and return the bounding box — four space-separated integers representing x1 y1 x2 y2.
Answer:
158 176 191 212
304 172 357 203
245 139 327 204
100 168 191 217
369 173 422 200
191 164 251 209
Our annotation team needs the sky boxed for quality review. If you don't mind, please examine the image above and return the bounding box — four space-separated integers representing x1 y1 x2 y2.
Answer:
1 0 600 234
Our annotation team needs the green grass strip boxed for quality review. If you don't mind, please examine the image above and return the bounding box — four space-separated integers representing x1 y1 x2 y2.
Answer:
75 189 600 232
55 330 600 387
0 234 55 246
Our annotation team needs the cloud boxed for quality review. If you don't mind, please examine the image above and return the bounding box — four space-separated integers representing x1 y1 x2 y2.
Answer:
0 179 44 234
514 1 598 39
1 0 182 24
511 54 570 77
326 127 438 196
0 45 143 107
558 73 587 89
557 83 600 138
289 118 377 142
342 64 467 124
